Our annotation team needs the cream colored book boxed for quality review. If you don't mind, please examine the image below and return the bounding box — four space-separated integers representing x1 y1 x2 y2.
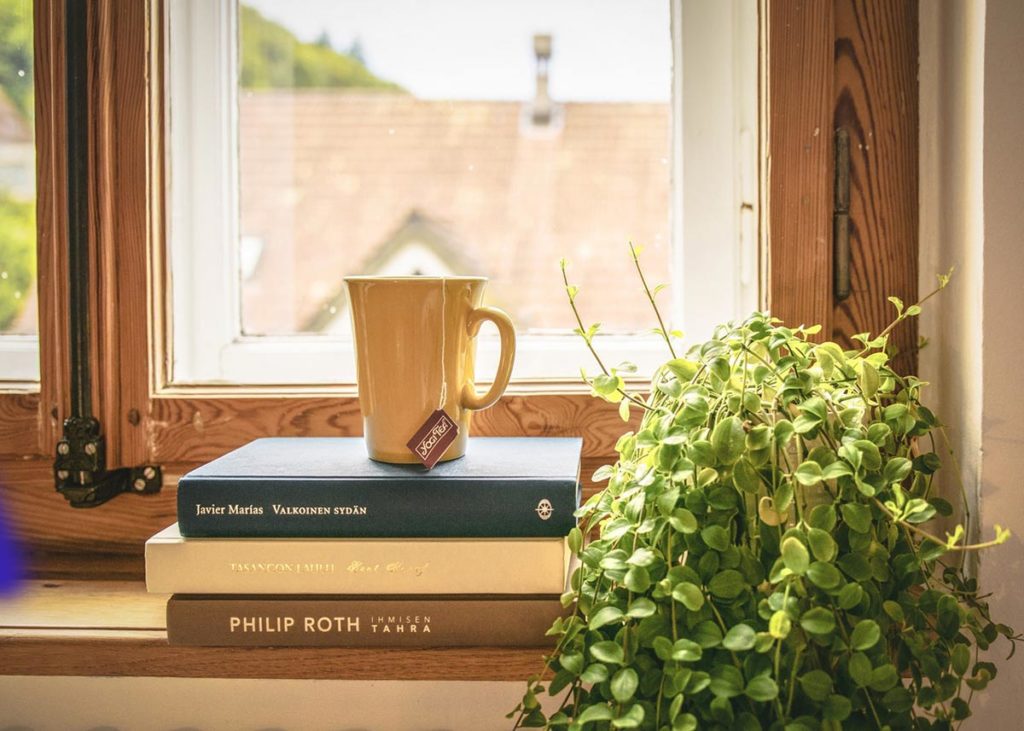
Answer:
145 524 570 595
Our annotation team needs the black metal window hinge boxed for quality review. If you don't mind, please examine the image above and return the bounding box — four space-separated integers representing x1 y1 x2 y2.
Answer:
55 416 162 507
55 0 161 508
833 127 852 302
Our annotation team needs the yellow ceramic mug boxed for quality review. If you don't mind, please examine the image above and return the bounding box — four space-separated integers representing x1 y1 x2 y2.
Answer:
344 276 516 464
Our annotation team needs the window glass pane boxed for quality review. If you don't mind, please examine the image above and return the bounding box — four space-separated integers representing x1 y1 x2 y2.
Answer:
0 0 36 340
237 0 671 337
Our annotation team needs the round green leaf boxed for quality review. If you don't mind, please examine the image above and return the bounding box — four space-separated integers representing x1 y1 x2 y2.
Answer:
733 458 762 494
708 569 746 599
672 713 697 731
850 619 881 650
808 503 837 531
746 425 772 450
567 526 583 554
707 486 739 511
610 667 639 703
869 663 900 692
807 561 842 590
708 665 745 698
691 620 724 648
589 640 626 665
701 524 731 552
837 552 873 582
837 582 864 610
881 600 904 624
672 582 705 611
951 643 971 676
799 669 833 701
623 566 652 593
800 607 836 635
580 663 609 684
745 674 779 702
781 536 810 575
558 651 584 675
588 605 624 631
883 456 913 484
848 652 873 687
666 358 699 381
823 693 852 721
722 623 757 651
841 503 873 533
794 460 823 486
711 415 746 465
577 703 614 724
671 638 703 662
611 702 644 728
808 528 838 562
769 610 791 639
670 508 699 534
626 597 657 618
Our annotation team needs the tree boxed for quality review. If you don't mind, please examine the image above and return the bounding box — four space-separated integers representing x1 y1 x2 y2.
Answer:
240 5 402 92
0 191 35 331
0 0 33 120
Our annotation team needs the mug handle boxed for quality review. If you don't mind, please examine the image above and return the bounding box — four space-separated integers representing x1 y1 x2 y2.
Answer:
461 306 516 411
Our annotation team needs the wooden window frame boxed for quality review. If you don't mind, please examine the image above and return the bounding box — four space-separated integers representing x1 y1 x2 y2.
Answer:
0 0 918 579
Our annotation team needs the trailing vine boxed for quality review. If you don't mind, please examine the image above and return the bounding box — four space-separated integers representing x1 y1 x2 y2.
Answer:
510 254 1017 731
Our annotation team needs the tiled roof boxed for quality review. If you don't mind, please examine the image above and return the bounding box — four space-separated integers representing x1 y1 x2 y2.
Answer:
239 91 671 335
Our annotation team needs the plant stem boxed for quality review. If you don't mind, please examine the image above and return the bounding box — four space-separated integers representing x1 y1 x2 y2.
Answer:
870 497 1005 552
628 241 677 359
855 275 951 358
561 262 654 412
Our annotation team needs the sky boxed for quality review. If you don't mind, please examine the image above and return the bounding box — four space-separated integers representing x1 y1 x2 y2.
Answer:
243 0 672 102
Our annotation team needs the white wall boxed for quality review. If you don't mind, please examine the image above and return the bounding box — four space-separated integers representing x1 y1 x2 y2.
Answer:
974 0 1024 722
920 0 1024 724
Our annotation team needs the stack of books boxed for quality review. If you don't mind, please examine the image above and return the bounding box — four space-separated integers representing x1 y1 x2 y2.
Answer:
145 437 581 647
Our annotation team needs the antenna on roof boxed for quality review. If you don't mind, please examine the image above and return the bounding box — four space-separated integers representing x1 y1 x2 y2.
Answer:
532 34 553 126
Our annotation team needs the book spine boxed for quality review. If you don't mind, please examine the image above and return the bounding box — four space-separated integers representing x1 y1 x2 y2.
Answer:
146 536 568 595
166 595 565 647
176 477 578 538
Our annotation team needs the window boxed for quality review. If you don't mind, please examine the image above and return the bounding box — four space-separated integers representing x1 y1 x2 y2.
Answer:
0 0 38 383
167 0 757 385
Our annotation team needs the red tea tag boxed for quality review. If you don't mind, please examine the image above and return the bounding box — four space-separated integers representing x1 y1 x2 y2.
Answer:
406 409 459 469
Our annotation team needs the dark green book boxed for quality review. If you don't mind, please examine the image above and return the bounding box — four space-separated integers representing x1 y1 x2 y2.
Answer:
176 437 581 538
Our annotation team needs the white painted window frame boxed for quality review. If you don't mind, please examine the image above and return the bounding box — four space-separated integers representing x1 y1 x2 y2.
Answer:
0 335 39 382
165 0 757 386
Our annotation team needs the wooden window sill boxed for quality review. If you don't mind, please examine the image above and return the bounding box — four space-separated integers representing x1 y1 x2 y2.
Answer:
0 581 547 681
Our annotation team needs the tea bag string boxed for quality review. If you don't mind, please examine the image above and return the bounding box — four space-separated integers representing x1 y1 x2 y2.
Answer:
438 280 448 409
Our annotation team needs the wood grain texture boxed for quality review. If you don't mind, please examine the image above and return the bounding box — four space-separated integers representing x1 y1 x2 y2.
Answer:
832 0 918 372
0 0 72 459
0 580 164 629
0 458 177 562
765 0 835 335
35 0 70 457
0 393 41 457
0 634 546 680
89 0 153 467
148 393 637 463
0 580 548 680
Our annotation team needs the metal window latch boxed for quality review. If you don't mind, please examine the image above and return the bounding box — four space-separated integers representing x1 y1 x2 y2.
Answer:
833 128 852 301
55 416 162 508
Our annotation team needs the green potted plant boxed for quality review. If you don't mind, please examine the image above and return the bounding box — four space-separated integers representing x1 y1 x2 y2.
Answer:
511 249 1017 730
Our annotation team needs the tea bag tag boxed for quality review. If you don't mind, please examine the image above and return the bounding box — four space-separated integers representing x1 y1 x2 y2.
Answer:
406 409 459 469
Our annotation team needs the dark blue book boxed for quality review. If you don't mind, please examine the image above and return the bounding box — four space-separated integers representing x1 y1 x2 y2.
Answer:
177 437 582 538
